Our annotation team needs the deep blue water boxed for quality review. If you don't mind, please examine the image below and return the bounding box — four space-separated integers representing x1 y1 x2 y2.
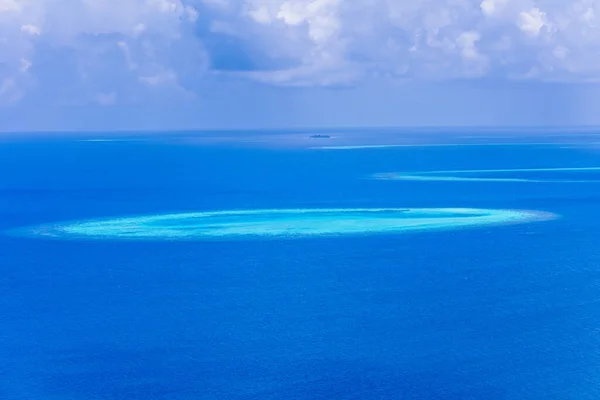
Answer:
3 132 600 399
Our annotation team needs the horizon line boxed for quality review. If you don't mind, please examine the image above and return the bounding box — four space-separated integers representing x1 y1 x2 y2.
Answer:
3 125 600 135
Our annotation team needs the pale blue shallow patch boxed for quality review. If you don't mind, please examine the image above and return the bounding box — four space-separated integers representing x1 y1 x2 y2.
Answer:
16 208 555 241
374 167 600 183
314 143 578 150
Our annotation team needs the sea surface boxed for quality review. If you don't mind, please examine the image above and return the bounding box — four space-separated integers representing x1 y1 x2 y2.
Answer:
3 129 600 399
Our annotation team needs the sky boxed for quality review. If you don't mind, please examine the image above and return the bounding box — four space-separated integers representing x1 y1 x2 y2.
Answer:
2 0 600 131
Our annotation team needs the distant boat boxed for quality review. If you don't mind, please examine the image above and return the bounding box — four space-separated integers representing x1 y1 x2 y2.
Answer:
309 134 331 139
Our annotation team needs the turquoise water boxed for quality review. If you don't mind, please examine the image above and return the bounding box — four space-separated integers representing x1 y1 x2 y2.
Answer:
17 208 553 240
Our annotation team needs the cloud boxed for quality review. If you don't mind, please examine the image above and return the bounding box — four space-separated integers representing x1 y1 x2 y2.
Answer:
3 0 600 108
19 58 31 72
20 24 41 35
276 0 342 44
247 5 272 25
457 31 482 60
0 0 205 106
139 70 178 86
519 8 547 36
0 0 19 12
225 0 600 83
480 0 508 17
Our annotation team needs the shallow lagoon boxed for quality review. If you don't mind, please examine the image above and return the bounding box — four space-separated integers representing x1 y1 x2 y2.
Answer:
19 208 554 240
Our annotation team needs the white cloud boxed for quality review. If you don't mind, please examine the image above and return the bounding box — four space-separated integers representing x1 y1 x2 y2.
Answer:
19 58 31 72
457 31 481 60
150 0 180 14
481 0 507 17
185 6 199 22
140 70 177 86
277 0 341 43
5 0 600 106
231 0 600 84
117 41 138 70
0 0 205 107
277 2 306 26
132 23 146 37
20 24 41 35
247 5 272 25
0 0 19 12
553 46 569 60
519 8 547 37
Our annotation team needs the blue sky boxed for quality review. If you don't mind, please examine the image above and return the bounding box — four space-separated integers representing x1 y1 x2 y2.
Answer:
1 0 600 130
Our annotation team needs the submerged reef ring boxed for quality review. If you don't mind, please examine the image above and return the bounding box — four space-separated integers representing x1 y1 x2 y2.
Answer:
19 208 555 241
373 167 600 183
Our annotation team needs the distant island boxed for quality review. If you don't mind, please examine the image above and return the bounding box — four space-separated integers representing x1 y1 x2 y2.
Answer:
309 134 331 139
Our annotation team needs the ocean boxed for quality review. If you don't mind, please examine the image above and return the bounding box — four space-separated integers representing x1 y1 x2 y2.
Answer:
2 129 600 399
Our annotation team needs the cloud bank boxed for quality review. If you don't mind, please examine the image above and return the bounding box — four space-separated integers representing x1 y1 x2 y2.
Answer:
2 0 600 107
